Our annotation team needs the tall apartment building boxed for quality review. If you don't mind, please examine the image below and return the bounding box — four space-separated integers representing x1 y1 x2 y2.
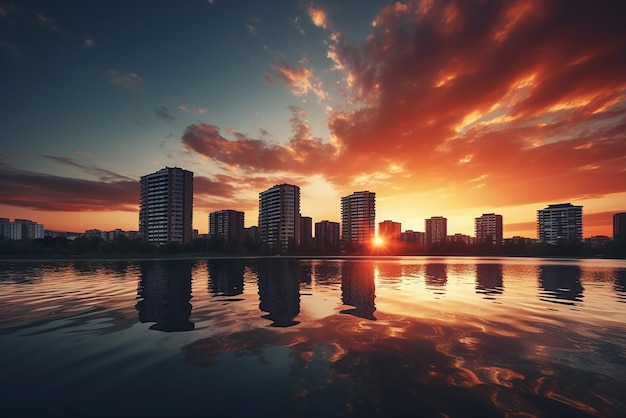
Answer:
614 212 626 240
209 210 244 244
315 220 340 248
300 216 313 247
378 220 401 241
341 191 376 245
537 203 583 245
475 213 503 245
258 184 301 252
139 167 193 245
425 216 447 246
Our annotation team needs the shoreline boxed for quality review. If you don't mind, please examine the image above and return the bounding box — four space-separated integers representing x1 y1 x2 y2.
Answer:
1 253 624 263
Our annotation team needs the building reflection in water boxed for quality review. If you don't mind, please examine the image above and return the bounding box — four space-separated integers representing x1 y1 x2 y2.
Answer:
257 259 301 327
340 261 376 320
425 263 447 298
312 261 342 286
207 259 244 298
475 264 504 299
614 269 626 303
0 261 44 283
135 260 194 332
538 264 584 305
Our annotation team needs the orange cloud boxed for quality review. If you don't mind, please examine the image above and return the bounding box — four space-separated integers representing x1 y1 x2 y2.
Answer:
308 5 327 29
319 0 626 206
269 61 328 100
181 107 336 174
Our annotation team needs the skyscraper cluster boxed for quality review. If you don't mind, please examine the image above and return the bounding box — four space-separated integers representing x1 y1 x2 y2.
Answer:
136 167 622 251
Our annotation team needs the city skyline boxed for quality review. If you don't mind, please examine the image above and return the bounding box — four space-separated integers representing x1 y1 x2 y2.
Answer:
1 1 625 237
3 172 625 241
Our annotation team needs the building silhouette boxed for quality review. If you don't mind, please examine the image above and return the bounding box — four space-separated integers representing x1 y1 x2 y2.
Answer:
341 191 376 245
209 209 244 245
139 167 193 245
400 230 425 245
315 220 340 249
379 220 401 241
244 226 259 246
614 212 626 240
537 203 582 244
300 216 313 247
475 213 503 245
425 216 447 246
258 184 301 252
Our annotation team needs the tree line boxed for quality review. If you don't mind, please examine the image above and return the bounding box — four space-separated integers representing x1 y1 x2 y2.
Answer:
0 234 624 258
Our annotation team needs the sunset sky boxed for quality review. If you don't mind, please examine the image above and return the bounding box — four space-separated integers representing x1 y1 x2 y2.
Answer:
1 0 625 238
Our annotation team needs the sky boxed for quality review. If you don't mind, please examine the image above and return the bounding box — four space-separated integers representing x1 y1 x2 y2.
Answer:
1 0 625 238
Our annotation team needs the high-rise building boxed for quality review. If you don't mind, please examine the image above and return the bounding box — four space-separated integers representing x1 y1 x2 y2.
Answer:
614 212 626 240
300 216 313 247
425 216 447 246
475 213 503 245
537 203 583 244
244 226 259 246
0 218 44 240
258 184 301 252
209 210 244 244
315 220 340 249
139 167 193 245
400 230 425 245
341 191 376 245
378 220 401 241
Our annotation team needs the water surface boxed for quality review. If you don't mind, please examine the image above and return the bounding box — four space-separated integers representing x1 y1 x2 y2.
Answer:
1 257 625 417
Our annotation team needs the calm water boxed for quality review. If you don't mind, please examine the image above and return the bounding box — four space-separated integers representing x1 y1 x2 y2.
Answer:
0 256 625 417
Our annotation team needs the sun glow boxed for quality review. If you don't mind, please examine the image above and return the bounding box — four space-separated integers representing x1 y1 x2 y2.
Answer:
373 236 385 247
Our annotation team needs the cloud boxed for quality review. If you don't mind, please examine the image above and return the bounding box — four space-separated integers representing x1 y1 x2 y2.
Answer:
0 161 247 214
181 107 336 174
308 5 327 29
72 149 92 157
194 175 236 199
83 37 95 48
175 0 626 218
268 61 328 100
0 165 137 212
36 13 58 31
43 156 135 182
245 23 257 36
178 104 206 114
154 106 175 121
106 69 144 92
318 0 626 207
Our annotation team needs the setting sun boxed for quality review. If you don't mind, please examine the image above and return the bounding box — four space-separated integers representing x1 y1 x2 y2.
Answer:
373 236 385 247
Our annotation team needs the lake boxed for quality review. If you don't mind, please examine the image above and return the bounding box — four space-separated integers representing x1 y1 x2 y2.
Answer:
1 256 625 417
